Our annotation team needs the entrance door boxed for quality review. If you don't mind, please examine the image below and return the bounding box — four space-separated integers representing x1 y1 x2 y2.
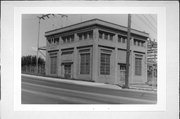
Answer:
64 64 71 79
120 64 126 82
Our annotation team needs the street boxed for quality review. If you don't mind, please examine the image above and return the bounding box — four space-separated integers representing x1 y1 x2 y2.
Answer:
22 74 157 104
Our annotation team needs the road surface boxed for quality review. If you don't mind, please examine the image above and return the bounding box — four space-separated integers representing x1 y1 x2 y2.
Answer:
22 74 157 104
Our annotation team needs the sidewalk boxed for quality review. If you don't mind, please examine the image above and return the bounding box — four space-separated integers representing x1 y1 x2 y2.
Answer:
22 74 157 92
22 74 123 91
129 84 157 92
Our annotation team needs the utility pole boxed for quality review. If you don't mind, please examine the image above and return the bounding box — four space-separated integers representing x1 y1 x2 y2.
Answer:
124 14 131 88
36 17 40 74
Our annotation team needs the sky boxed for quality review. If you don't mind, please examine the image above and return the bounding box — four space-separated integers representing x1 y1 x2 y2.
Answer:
22 14 157 58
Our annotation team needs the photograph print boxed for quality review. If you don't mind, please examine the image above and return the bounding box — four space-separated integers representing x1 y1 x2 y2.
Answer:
21 14 157 104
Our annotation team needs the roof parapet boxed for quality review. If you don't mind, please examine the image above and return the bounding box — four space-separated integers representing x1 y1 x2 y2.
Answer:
45 18 149 38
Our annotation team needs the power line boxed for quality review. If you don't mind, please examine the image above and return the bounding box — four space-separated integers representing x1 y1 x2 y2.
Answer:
142 15 157 30
136 15 156 32
149 15 157 24
131 20 146 32
132 17 157 39
133 15 157 35
36 14 68 74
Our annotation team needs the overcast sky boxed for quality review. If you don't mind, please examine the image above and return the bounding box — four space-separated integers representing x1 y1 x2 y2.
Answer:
22 14 157 57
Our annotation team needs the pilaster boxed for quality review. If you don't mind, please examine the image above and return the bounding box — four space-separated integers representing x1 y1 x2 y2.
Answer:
58 50 62 77
45 37 49 75
73 34 78 79
92 28 99 82
59 36 63 45
73 48 78 79
58 36 62 77
130 37 134 84
45 51 49 75
114 34 118 84
74 33 78 42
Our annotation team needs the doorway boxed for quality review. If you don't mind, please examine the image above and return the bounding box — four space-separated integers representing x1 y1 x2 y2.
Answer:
64 64 72 79
119 64 126 82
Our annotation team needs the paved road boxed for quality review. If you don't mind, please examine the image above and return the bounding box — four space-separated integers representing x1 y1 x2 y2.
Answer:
22 75 157 104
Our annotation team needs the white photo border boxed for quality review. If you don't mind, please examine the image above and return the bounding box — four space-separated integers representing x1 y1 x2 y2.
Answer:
14 6 166 111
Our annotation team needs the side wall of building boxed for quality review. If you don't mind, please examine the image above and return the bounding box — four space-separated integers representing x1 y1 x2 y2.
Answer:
131 52 147 84
94 46 116 84
45 25 148 85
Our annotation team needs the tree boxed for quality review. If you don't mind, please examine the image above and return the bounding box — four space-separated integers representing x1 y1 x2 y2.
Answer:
21 55 45 74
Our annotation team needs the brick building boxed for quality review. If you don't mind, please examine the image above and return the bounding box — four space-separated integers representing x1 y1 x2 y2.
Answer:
45 19 149 85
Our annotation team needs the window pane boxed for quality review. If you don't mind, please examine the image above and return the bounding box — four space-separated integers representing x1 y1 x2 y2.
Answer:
71 35 74 42
50 56 57 74
100 53 110 75
79 34 82 40
110 35 113 40
104 34 108 40
99 32 103 39
135 58 142 75
84 33 87 39
80 53 90 74
89 32 93 39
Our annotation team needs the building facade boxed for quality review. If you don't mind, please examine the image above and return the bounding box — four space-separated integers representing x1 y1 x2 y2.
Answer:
147 40 157 85
45 19 149 85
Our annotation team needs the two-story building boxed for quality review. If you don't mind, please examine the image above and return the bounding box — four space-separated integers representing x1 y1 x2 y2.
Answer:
45 19 149 85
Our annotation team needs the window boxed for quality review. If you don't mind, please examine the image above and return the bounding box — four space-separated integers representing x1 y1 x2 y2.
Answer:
84 33 87 39
118 36 122 42
100 53 110 75
54 37 59 45
50 56 57 74
134 39 145 47
70 35 74 42
110 35 113 41
141 42 144 47
89 32 93 39
48 39 52 46
62 37 66 43
67 37 70 43
104 33 108 40
99 32 103 39
122 38 126 43
48 39 52 44
51 38 54 44
99 30 114 41
118 35 127 43
80 53 90 74
135 57 142 75
71 38 74 42
79 34 82 40
62 35 74 43
120 64 126 70
78 31 93 40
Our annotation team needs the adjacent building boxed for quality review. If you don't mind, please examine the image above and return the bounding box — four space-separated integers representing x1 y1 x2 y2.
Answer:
45 19 149 85
147 40 157 85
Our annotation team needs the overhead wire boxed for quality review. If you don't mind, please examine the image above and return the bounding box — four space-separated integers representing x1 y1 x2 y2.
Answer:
149 14 157 24
131 20 146 33
136 15 157 33
142 15 157 30
132 14 157 35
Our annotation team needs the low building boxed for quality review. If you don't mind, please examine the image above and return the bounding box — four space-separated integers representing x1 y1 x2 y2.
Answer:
45 19 149 85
